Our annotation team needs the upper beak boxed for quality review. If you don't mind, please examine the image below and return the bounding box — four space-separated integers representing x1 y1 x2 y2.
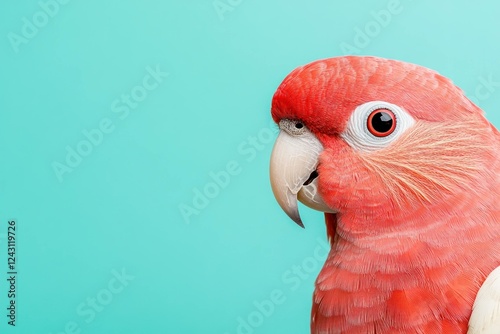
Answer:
269 123 334 227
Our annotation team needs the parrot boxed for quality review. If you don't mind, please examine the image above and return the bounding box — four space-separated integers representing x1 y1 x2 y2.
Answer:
268 56 500 333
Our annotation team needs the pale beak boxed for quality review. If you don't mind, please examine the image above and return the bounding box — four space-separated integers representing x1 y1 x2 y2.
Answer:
269 122 334 227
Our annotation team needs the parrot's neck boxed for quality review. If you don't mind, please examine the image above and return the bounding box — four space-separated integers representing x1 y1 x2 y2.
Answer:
313 204 500 333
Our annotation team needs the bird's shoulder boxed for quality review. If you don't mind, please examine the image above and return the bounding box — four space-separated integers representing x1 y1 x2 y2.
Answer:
468 266 500 334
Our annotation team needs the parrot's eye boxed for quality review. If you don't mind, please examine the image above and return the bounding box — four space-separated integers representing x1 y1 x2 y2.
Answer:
341 101 415 152
295 122 304 129
367 109 396 137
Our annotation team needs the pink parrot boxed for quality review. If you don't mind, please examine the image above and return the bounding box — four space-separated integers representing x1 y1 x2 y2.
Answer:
269 56 500 333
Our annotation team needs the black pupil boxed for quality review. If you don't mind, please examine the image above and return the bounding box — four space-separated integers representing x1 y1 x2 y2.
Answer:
295 122 303 129
371 111 393 133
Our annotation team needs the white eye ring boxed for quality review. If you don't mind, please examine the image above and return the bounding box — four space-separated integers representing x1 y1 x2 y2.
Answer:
341 101 415 152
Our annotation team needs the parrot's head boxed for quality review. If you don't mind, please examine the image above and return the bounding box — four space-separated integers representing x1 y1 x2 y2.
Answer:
270 56 496 233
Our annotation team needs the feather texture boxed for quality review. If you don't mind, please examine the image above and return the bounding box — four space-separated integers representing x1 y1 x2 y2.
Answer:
468 266 500 333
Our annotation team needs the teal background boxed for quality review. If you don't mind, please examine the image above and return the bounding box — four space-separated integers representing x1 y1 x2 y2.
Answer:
1 1 500 333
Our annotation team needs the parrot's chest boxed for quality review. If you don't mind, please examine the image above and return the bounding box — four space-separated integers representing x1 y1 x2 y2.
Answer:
311 237 486 333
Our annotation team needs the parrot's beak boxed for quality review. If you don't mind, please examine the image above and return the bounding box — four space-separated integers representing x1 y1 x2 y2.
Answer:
269 126 335 227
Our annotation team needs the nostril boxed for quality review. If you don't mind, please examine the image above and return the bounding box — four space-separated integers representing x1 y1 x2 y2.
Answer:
303 170 319 186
